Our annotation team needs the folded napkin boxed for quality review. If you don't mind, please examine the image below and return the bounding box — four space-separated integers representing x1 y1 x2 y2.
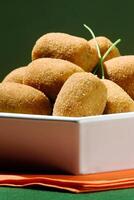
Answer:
1 170 134 193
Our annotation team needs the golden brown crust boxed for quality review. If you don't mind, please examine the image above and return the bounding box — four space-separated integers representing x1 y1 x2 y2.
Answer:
2 66 27 84
23 58 84 101
104 56 134 100
102 79 134 114
0 82 52 115
88 36 120 67
31 32 95 72
53 72 107 117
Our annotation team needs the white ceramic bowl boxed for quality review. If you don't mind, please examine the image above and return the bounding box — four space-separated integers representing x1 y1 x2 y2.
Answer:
0 112 134 174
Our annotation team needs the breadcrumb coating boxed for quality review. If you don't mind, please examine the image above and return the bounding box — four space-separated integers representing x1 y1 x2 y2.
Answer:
102 79 134 114
32 32 95 72
23 58 84 101
2 66 26 84
0 82 52 115
88 36 120 68
53 72 107 117
104 56 134 100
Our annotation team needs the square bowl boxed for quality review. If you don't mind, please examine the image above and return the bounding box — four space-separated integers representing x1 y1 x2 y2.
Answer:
0 112 134 175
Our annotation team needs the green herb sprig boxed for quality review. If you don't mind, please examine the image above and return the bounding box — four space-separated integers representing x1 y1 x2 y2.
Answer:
83 24 121 79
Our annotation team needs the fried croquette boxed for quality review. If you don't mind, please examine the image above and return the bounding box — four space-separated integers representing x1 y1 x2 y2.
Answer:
102 79 134 114
88 36 120 68
53 72 107 117
23 58 84 101
31 32 96 72
0 82 52 115
2 66 26 84
104 56 134 100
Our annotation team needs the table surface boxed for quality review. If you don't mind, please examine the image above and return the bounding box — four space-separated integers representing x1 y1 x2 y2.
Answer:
1 187 134 200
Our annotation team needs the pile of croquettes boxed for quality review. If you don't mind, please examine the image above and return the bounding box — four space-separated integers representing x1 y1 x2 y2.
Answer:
1 30 134 117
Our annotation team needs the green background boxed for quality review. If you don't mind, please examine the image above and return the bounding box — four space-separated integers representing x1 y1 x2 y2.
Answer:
1 187 134 200
0 0 134 199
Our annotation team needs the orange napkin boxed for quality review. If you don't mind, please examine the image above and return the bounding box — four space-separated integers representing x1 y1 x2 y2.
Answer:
1 170 134 193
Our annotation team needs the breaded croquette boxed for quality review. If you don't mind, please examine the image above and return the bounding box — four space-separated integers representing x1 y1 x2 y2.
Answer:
31 32 96 72
104 56 134 100
53 72 107 117
0 82 52 115
102 79 134 114
2 66 26 84
88 36 120 68
23 58 84 101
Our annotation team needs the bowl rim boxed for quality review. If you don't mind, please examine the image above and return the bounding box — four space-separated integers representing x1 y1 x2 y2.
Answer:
0 112 134 123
